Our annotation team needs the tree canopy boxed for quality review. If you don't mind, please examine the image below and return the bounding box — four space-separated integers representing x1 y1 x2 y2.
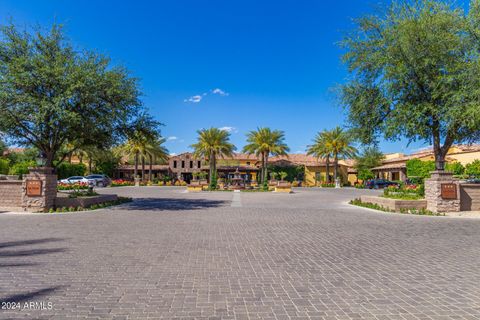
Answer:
0 23 146 167
340 0 480 171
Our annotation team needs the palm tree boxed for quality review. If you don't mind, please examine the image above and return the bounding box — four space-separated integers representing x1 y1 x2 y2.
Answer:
324 127 358 182
190 128 236 188
145 137 169 182
117 135 149 180
307 131 333 183
243 128 290 184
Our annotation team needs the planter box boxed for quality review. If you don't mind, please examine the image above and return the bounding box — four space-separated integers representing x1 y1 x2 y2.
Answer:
56 194 118 208
187 185 203 192
360 195 426 212
275 182 293 193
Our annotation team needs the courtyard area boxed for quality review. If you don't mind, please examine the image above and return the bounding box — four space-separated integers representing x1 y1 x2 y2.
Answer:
1 187 480 319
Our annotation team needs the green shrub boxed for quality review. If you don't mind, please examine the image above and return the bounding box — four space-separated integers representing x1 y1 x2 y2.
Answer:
465 160 480 178
445 162 465 175
406 159 435 180
0 158 10 175
9 160 36 177
56 162 87 179
358 168 375 181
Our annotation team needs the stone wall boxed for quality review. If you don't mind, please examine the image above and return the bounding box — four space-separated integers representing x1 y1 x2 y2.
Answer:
0 180 23 211
360 195 427 212
425 171 460 213
56 194 118 209
22 167 57 212
460 184 480 211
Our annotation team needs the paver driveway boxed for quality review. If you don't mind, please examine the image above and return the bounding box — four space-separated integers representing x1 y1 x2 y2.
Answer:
1 187 480 319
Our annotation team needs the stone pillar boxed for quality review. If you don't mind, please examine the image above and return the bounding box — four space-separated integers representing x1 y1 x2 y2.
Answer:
425 171 460 213
22 167 57 212
399 169 407 183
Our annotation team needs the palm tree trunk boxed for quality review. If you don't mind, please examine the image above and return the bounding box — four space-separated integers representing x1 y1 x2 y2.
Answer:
149 154 153 182
326 155 330 183
68 153 72 163
134 152 139 179
333 153 338 181
141 156 146 181
264 153 269 183
209 150 215 183
260 152 265 184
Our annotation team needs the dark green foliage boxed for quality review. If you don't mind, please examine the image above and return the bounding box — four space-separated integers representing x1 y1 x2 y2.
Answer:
209 171 218 190
406 159 435 180
56 162 87 179
340 0 480 170
0 158 9 174
466 160 480 177
267 165 304 182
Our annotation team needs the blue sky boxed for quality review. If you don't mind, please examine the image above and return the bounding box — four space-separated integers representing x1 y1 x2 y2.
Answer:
0 0 437 155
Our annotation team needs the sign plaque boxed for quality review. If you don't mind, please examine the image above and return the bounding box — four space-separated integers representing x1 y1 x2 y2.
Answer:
441 183 457 200
26 180 42 196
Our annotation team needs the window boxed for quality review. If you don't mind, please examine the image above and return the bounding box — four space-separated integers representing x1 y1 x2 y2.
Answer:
246 162 250 166
173 161 177 168
190 161 193 168
198 161 201 168
181 161 185 168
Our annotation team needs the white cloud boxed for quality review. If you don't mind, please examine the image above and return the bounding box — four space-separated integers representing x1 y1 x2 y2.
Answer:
212 88 229 96
169 153 177 156
184 88 229 103
184 95 203 103
219 126 238 133
167 136 178 141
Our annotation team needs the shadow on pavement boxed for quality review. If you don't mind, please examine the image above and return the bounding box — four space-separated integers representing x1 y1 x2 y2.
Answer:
0 286 62 303
119 198 228 211
0 238 64 249
0 238 67 267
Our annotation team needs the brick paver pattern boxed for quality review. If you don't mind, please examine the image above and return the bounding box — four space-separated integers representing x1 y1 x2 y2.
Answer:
1 187 479 319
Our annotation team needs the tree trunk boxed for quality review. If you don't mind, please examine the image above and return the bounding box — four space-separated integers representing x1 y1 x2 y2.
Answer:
88 158 93 174
149 154 153 182
45 150 55 168
264 153 269 183
141 156 146 181
325 155 330 183
209 150 215 183
134 152 139 179
333 153 338 181
260 152 265 184
68 153 72 163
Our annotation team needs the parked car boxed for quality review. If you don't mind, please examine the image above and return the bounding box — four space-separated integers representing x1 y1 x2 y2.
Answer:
59 176 95 186
365 179 399 189
86 174 112 187
466 178 480 184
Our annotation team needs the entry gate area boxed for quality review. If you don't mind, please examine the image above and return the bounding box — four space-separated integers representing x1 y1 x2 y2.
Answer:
460 184 480 211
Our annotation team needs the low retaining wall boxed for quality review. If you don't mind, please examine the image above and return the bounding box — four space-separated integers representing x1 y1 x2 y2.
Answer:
0 180 23 211
55 194 118 209
460 184 480 211
360 195 427 212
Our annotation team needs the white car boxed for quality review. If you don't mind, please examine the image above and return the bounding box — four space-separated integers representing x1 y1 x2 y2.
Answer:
59 176 95 185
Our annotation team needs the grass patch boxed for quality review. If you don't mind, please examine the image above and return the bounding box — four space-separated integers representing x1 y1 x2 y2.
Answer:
382 193 423 200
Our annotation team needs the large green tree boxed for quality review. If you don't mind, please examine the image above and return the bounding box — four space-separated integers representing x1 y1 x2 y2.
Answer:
0 23 144 167
243 127 290 184
340 0 480 171
191 127 236 188
354 146 385 181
